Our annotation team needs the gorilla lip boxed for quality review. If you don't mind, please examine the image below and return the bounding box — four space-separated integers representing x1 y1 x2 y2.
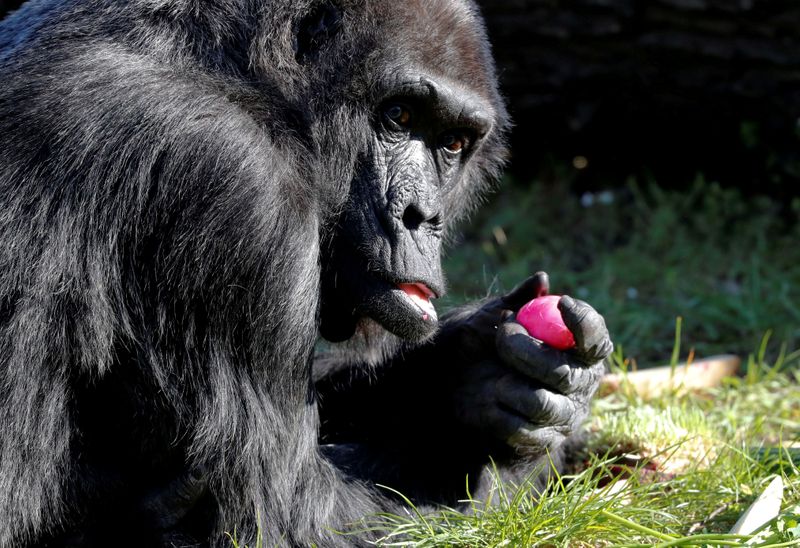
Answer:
397 282 437 321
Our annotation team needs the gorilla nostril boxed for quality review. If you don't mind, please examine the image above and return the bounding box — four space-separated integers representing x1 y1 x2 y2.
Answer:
402 205 426 231
402 204 439 231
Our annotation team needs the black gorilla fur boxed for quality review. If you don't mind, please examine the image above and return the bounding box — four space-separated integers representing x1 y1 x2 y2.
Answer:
0 0 613 546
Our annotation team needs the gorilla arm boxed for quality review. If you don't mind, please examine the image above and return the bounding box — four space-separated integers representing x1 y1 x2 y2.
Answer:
315 273 613 507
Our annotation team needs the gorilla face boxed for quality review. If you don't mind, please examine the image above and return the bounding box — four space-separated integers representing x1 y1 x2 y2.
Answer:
311 1 506 343
320 76 495 342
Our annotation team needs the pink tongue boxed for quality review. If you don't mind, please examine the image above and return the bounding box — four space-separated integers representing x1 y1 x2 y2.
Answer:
397 283 435 321
398 283 430 301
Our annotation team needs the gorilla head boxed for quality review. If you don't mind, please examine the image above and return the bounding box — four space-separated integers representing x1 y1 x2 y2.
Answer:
304 1 509 343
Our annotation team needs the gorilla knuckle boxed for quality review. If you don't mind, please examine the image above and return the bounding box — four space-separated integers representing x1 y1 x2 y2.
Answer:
531 389 559 423
553 364 576 393
510 426 565 454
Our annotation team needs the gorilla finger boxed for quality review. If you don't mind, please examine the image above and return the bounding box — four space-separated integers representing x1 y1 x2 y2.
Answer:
483 405 530 443
507 425 568 455
496 321 599 394
558 295 614 364
496 378 577 427
501 272 550 311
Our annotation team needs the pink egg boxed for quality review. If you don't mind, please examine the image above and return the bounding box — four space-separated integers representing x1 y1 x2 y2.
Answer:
516 295 576 350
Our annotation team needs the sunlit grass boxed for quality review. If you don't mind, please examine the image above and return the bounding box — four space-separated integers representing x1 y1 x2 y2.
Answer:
358 339 800 546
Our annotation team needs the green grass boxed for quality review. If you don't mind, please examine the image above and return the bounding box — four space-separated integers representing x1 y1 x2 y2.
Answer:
358 343 800 547
354 178 800 545
442 175 800 365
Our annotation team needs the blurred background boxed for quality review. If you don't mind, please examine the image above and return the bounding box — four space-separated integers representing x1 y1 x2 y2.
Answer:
2 0 798 364
448 0 800 365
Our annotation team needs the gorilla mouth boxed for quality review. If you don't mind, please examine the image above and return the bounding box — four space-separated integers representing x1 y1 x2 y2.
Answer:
396 282 437 322
354 273 442 341
357 278 438 341
320 270 442 343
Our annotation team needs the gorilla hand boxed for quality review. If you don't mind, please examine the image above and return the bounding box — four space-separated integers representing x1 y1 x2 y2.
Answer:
439 273 613 456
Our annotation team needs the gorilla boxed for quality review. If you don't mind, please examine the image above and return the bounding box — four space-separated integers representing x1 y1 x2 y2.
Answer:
0 0 612 546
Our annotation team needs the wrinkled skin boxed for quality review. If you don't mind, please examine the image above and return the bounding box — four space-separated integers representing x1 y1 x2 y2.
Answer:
309 7 613 487
320 73 495 343
307 2 614 509
315 271 613 504
431 273 612 455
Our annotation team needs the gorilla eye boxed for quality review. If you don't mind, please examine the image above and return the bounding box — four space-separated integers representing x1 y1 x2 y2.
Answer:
384 104 412 128
440 132 467 154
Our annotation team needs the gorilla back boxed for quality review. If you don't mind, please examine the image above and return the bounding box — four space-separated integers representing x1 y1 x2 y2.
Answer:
0 0 507 545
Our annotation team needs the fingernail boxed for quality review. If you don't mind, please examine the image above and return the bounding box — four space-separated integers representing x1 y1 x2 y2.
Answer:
534 271 550 297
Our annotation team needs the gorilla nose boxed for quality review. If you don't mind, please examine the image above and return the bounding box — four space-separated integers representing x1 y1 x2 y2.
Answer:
402 202 441 231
